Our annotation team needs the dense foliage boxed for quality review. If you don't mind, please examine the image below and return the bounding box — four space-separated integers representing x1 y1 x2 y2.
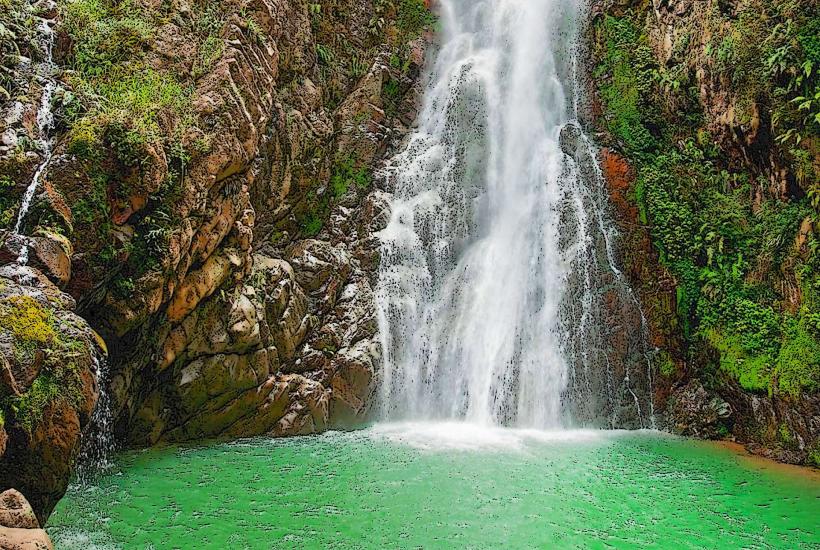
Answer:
594 0 820 397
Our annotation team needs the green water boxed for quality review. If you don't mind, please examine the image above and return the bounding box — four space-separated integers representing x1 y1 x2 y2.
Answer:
48 423 819 549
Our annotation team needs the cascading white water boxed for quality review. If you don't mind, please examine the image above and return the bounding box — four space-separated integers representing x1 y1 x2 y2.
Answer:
376 0 654 429
76 356 116 482
13 0 58 265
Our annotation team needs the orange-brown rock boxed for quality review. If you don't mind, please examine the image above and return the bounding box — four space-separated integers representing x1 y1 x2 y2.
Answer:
3 0 431 514
0 490 39 530
0 527 53 550
0 267 103 523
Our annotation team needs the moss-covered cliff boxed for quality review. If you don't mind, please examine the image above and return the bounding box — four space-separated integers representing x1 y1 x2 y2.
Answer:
590 0 819 464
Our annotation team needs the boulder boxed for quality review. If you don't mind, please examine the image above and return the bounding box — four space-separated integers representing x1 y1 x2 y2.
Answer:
0 490 38 530
27 230 72 287
559 121 583 157
0 528 53 550
0 489 53 550
666 380 732 439
0 267 103 522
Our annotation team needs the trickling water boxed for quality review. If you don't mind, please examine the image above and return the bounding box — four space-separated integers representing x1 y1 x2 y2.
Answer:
376 0 653 428
76 356 116 482
13 0 59 265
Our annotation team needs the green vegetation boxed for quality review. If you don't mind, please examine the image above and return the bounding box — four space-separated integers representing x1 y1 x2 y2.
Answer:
0 0 55 228
61 0 194 146
331 154 372 197
310 0 433 107
0 0 36 101
594 2 819 397
298 154 372 237
56 0 209 282
0 296 89 433
396 0 436 38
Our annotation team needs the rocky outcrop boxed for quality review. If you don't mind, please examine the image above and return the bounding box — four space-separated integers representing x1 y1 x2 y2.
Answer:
127 203 387 444
0 490 54 550
0 0 431 513
72 2 428 449
0 266 104 522
97 8 427 446
723 384 820 465
666 380 732 439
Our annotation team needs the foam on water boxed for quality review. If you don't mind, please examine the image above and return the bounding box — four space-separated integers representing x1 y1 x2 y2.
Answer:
367 421 620 452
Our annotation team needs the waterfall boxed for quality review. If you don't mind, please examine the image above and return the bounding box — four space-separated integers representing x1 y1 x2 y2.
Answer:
375 0 654 429
12 0 58 265
76 356 116 482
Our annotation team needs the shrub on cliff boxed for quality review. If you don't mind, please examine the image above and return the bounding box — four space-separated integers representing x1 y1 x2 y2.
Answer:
593 1 820 398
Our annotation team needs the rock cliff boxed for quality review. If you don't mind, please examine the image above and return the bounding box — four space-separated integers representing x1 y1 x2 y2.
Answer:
1 0 817 526
0 0 432 520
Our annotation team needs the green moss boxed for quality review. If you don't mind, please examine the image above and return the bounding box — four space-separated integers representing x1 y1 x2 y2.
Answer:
594 6 820 398
658 352 677 377
6 357 86 434
60 0 195 159
382 78 402 119
706 329 773 392
0 296 56 351
331 154 372 198
112 276 135 299
192 1 226 78
0 174 16 229
0 296 91 433
10 374 61 432
56 0 204 283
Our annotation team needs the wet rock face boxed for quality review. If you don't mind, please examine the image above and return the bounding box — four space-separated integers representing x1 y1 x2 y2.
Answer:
666 378 820 465
559 122 584 158
665 380 732 439
722 383 820 466
0 0 430 513
0 267 104 523
127 185 387 444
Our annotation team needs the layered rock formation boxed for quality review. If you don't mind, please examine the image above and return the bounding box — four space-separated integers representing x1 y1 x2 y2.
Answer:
1 0 431 520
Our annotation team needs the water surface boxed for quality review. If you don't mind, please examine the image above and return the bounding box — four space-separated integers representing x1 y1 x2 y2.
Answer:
49 424 820 548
